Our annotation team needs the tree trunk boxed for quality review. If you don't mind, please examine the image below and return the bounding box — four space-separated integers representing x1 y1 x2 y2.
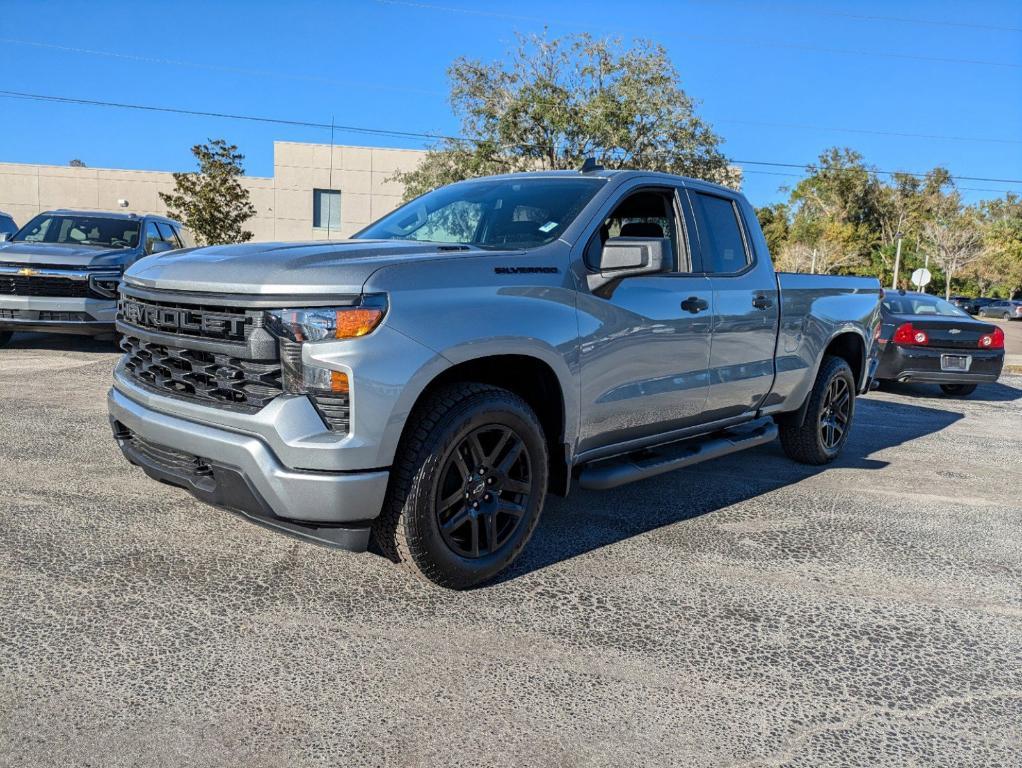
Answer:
945 271 953 300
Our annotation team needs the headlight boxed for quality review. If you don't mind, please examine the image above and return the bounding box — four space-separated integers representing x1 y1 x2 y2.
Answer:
264 295 387 397
88 270 123 299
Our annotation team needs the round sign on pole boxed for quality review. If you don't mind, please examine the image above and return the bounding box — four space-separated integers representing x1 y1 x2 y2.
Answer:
910 268 932 288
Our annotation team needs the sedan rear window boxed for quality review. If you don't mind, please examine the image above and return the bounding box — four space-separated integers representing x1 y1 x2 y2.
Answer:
883 294 968 317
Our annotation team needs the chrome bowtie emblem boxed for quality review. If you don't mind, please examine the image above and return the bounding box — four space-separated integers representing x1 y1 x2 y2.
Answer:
17 267 38 277
948 328 961 334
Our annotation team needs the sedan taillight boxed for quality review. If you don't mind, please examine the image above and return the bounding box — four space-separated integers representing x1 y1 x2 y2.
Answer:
979 327 1005 349
892 322 928 346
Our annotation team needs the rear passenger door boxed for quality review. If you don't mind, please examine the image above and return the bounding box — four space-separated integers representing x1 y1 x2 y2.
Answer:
683 187 780 420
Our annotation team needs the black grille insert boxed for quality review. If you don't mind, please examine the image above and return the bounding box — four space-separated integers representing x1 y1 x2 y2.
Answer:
0 275 93 298
311 393 351 433
122 335 283 411
119 295 259 342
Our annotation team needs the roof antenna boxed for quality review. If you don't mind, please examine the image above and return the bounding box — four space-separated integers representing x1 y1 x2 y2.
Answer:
580 157 603 173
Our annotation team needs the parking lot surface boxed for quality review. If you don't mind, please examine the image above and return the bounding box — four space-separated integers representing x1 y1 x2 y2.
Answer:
1 333 1020 767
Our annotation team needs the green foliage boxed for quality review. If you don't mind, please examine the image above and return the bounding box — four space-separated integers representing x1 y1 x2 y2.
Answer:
762 147 1020 296
159 139 256 246
396 33 734 200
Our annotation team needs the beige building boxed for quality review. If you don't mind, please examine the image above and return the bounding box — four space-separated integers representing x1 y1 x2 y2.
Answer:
0 141 425 241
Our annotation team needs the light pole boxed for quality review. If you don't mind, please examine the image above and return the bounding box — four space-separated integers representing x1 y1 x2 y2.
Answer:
891 232 903 290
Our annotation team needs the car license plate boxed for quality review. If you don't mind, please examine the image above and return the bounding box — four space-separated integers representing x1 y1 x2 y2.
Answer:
941 354 971 372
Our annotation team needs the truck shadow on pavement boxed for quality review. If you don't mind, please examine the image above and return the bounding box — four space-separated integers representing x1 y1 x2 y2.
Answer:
6 332 119 354
494 395 970 585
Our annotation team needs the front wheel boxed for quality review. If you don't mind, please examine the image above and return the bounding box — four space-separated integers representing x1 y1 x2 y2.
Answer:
372 383 548 589
940 383 977 397
779 355 856 465
1003 312 1012 321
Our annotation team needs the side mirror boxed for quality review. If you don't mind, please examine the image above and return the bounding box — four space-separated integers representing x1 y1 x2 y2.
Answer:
149 240 175 255
587 237 667 292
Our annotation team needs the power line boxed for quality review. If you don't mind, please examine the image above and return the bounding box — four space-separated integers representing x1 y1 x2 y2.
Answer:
373 0 1022 69
1 88 1020 190
4 36 1016 148
684 0 1022 34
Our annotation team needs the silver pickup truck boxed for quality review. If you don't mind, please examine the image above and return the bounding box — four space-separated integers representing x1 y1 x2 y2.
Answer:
0 209 190 344
108 169 881 588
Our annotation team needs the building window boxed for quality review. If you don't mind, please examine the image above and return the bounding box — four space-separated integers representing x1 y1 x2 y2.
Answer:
313 189 341 230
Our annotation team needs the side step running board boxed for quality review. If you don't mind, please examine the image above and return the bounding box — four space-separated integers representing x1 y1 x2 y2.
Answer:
577 418 778 491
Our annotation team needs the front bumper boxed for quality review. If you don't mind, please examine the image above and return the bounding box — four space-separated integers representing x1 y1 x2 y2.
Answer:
108 386 390 551
0 295 116 335
876 344 1004 384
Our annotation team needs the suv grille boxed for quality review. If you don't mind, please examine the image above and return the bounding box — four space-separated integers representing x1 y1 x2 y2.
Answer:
0 274 93 298
121 335 283 411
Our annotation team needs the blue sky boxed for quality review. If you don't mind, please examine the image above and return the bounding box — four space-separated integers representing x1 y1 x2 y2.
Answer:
1 0 1020 207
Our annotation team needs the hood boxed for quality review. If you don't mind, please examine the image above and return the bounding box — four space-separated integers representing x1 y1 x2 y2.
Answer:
124 239 512 295
0 240 134 268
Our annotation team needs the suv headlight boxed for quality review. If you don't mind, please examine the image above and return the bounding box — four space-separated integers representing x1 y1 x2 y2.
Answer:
264 295 387 396
88 269 124 299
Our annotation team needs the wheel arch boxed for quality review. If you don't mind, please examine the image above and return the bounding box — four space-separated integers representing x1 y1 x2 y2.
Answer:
397 353 574 497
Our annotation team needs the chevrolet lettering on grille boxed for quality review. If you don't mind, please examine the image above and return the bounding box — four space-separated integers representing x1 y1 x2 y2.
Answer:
121 298 247 340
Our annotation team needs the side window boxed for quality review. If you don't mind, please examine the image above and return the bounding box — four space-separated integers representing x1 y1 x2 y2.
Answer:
690 192 750 274
143 221 161 254
175 226 197 249
156 222 181 248
586 189 684 272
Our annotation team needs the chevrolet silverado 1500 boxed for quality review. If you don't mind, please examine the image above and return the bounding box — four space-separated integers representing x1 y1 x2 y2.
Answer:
108 169 881 588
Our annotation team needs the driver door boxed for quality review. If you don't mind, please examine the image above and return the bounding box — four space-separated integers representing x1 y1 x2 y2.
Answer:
576 185 714 453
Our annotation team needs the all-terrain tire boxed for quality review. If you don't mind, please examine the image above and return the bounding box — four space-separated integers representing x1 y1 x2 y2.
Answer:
779 355 856 466
940 383 977 397
372 382 548 589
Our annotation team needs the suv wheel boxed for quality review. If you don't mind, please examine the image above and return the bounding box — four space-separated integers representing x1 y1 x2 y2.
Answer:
779 355 856 465
940 383 977 397
372 383 548 589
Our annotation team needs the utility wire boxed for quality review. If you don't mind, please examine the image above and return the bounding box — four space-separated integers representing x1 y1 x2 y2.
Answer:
2 38 1017 147
1 88 1020 190
373 0 1022 69
684 0 1022 34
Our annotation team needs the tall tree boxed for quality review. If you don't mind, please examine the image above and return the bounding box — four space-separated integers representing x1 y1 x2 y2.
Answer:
970 194 1022 297
396 33 735 199
160 139 256 245
923 210 984 299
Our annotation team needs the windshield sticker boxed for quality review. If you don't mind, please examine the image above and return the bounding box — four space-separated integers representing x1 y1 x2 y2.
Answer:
538 221 558 233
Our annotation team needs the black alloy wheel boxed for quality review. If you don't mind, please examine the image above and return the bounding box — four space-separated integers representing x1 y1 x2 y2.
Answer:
819 375 851 451
435 425 532 559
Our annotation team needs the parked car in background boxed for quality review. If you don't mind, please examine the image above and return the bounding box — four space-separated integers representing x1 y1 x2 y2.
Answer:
977 299 1022 321
0 210 192 347
964 297 997 315
108 168 882 588
876 291 1004 397
0 211 17 240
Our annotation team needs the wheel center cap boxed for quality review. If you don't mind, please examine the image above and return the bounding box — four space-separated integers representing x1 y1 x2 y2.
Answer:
468 478 486 497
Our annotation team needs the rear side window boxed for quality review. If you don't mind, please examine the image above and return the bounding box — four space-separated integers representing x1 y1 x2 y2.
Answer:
156 222 181 247
690 192 750 274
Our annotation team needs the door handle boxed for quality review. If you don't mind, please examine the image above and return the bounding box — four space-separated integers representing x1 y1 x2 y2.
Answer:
681 296 709 314
752 294 774 310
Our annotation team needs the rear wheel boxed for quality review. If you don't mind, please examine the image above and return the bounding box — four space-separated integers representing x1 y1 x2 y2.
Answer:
372 382 548 589
0 331 12 348
779 355 856 465
940 383 977 397
1003 312 1011 320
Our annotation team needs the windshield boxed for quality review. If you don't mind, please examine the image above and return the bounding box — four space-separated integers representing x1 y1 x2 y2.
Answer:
13 213 141 249
883 294 969 317
355 177 606 249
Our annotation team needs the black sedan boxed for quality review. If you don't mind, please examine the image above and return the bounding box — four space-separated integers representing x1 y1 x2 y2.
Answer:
876 291 1004 397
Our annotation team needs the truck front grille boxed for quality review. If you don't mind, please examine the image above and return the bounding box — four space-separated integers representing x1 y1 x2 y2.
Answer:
121 335 283 411
0 275 93 298
118 295 259 342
